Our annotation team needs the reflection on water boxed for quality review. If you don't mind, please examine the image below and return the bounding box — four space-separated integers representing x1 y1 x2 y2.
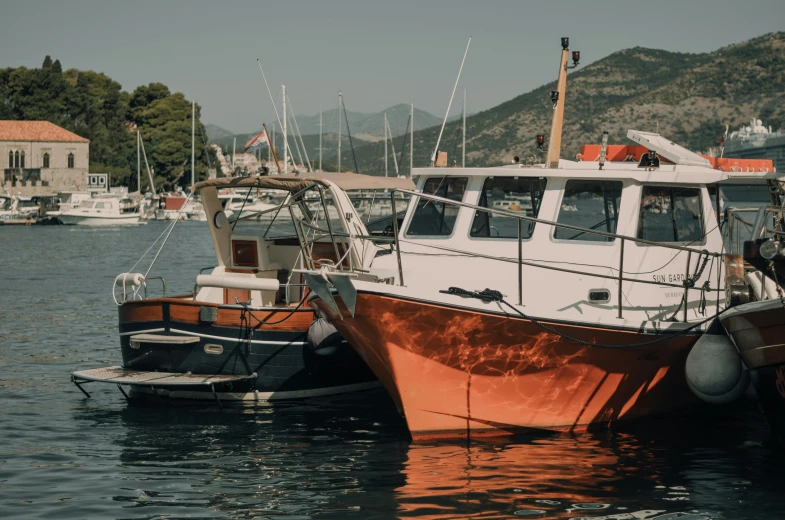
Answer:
2 224 785 519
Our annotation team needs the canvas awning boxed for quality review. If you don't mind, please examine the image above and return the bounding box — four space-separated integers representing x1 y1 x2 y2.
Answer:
192 172 415 193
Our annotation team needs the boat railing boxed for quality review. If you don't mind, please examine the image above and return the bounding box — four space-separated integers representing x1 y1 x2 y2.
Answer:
726 205 785 256
383 188 725 321
286 185 725 322
113 273 167 305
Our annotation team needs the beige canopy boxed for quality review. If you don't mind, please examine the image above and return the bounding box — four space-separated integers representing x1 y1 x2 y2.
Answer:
192 172 415 193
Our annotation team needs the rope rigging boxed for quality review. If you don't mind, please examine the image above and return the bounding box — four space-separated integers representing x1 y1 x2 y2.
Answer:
438 286 728 349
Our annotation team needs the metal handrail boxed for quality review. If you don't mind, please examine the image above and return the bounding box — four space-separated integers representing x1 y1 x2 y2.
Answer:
727 205 785 255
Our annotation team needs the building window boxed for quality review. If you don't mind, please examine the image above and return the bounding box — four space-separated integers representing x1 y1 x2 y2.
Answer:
554 180 623 242
43 153 50 169
638 186 704 243
471 176 548 239
20 151 25 169
406 177 469 237
67 153 74 169
14 150 19 168
7 151 12 168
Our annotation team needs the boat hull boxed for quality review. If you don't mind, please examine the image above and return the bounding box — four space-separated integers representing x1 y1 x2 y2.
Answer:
59 214 141 226
118 298 377 400
721 298 785 443
311 291 700 440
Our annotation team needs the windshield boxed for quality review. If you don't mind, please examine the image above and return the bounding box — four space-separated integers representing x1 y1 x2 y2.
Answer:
406 177 468 237
231 191 345 240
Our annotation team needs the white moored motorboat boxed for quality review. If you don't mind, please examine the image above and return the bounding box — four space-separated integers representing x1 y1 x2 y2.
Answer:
59 197 141 226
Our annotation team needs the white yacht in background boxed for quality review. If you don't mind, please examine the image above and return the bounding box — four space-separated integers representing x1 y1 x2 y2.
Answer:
59 196 142 226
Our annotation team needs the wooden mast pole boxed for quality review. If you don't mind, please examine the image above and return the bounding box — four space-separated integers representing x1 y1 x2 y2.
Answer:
263 123 282 174
545 40 570 169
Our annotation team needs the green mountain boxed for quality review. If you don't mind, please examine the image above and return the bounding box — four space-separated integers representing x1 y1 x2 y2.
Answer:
327 32 785 176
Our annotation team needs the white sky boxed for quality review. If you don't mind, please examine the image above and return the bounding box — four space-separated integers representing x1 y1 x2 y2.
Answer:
2 0 783 133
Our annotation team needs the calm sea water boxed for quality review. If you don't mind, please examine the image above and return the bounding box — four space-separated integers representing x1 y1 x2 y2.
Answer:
1 222 785 520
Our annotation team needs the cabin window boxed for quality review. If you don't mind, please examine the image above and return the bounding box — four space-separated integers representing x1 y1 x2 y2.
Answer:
94 202 105 209
43 153 50 168
471 177 547 239
554 180 622 242
638 186 704 243
20 151 25 168
406 177 468 237
67 153 75 169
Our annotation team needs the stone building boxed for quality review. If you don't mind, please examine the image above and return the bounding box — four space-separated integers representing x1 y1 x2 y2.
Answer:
0 120 89 196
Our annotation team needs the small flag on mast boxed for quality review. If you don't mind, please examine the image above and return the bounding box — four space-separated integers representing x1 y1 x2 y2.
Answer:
244 130 269 151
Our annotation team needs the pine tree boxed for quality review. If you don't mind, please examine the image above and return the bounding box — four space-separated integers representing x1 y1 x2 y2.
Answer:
42 56 53 69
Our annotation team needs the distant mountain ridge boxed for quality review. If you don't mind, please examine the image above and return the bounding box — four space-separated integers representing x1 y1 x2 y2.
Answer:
206 103 461 145
325 32 785 176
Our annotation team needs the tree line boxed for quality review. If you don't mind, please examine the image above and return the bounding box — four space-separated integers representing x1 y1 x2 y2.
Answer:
0 56 220 191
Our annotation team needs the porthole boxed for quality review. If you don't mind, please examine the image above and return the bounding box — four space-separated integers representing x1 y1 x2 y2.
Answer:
213 211 228 229
204 344 224 355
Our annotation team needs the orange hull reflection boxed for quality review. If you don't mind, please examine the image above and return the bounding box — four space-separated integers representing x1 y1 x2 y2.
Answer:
399 437 634 518
313 294 699 440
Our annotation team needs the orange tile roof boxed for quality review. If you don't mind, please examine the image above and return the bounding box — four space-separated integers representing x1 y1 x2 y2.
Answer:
0 121 89 143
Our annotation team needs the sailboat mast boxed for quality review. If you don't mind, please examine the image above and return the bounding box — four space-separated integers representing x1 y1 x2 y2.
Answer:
272 123 276 172
282 85 288 175
387 116 398 175
338 91 342 173
232 137 236 171
191 100 195 189
410 99 414 176
319 100 323 171
137 130 141 194
462 88 466 168
384 112 388 178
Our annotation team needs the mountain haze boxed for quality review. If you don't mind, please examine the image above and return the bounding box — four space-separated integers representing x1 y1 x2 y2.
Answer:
327 32 785 176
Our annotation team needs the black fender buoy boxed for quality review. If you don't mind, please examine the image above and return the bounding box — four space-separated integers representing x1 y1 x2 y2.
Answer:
307 318 343 356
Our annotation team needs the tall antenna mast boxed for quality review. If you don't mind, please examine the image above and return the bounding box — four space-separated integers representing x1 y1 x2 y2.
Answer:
282 84 288 175
384 112 388 178
462 88 466 168
338 91 342 173
431 37 471 165
545 37 579 168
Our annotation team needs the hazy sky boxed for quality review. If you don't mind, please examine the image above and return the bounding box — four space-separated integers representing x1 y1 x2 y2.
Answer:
1 1 783 133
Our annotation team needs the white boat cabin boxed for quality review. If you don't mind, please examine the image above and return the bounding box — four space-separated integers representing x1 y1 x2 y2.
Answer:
366 131 779 328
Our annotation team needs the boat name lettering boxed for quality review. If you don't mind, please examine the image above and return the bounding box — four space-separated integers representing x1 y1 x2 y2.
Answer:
653 273 685 283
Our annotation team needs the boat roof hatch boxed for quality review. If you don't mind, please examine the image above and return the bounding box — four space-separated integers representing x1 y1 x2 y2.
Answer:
627 130 711 168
